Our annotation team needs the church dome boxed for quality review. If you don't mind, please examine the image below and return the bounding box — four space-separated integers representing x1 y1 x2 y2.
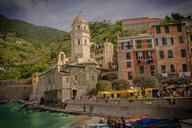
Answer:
73 15 88 24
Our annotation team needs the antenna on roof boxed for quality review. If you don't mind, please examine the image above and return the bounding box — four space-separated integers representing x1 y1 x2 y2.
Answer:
78 10 82 16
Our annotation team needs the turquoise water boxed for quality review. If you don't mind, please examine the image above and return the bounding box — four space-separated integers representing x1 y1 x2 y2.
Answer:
0 102 74 128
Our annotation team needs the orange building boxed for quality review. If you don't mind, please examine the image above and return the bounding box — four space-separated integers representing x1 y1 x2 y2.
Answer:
117 34 157 80
150 23 191 77
122 17 160 33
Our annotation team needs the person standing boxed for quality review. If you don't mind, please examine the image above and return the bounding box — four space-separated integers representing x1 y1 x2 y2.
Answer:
83 105 86 112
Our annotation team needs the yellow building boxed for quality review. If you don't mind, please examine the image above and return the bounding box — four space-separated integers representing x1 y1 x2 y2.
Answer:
91 42 114 69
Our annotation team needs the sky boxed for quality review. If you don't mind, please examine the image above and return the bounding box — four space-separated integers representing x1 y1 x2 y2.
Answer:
0 0 192 32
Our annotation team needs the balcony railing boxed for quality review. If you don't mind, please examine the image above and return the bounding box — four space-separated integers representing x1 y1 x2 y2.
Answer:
137 59 155 64
179 72 191 77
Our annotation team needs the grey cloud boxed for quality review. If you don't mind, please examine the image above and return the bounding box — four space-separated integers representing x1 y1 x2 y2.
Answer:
0 0 192 31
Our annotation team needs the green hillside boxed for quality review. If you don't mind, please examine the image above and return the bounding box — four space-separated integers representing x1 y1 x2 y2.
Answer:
0 16 121 80
0 15 70 79
0 15 68 46
89 20 122 49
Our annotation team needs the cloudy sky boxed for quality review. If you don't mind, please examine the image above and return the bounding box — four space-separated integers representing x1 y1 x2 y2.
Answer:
0 0 192 31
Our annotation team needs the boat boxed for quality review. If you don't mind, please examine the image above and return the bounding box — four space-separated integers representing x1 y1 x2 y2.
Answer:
84 123 108 128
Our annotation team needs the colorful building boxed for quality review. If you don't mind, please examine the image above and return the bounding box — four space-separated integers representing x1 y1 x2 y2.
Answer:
185 21 192 70
150 23 191 77
122 17 160 33
91 42 114 69
117 22 191 80
117 34 156 80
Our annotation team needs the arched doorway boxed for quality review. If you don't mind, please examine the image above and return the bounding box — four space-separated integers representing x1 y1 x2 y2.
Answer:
72 89 77 99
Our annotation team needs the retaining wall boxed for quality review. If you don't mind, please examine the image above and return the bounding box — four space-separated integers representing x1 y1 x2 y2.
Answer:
65 98 192 119
0 84 32 101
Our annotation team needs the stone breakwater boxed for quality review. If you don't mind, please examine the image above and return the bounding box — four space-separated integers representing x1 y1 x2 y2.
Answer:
0 84 32 101
65 98 192 120
0 78 32 101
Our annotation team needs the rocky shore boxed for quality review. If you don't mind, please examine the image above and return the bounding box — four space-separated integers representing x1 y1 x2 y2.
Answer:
16 100 104 127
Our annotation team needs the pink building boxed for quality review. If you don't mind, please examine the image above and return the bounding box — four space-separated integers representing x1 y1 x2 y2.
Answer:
117 34 157 80
150 23 191 77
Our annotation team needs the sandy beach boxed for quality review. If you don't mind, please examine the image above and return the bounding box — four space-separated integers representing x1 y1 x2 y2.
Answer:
69 115 105 128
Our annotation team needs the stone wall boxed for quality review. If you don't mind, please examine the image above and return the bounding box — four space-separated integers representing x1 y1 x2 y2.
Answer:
0 85 32 101
0 78 32 101
65 98 192 120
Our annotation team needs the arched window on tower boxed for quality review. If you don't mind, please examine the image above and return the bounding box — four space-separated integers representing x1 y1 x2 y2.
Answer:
85 39 87 45
84 26 86 30
78 39 80 45
78 25 80 30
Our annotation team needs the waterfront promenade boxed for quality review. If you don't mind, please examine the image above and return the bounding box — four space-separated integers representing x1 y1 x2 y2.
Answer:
65 97 192 120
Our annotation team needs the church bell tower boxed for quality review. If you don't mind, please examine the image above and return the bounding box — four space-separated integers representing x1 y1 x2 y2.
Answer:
70 15 91 63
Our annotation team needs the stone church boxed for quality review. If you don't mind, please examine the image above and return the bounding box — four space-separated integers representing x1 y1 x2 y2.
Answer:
30 15 98 103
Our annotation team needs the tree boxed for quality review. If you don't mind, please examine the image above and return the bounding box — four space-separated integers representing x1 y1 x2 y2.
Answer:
165 77 192 85
111 79 130 90
133 75 159 89
162 13 192 25
96 80 112 92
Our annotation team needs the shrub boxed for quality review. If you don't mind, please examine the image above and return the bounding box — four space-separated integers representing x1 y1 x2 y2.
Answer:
96 80 112 92
133 75 159 89
111 79 130 90
165 77 192 85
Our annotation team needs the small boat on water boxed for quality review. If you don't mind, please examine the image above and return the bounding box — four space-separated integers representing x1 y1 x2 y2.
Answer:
84 123 108 128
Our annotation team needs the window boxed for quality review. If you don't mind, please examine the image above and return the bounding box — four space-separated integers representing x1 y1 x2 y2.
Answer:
137 40 142 48
128 72 133 80
155 38 158 45
170 37 174 45
84 26 86 30
137 52 143 59
168 50 173 58
182 64 188 72
150 65 155 75
147 39 152 48
179 36 184 43
126 53 131 60
127 42 132 49
122 42 132 50
127 62 131 68
78 25 80 30
161 65 166 73
165 26 169 33
170 64 175 73
78 39 80 45
156 26 161 34
147 51 152 59
139 66 144 74
177 25 182 32
162 38 167 45
190 35 192 42
181 49 186 57
156 38 161 46
159 50 164 59
85 39 87 45
75 75 77 80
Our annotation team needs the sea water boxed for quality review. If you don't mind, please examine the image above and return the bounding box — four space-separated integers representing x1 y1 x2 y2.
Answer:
0 102 74 128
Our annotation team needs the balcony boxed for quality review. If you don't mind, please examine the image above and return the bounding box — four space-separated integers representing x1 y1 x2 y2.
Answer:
161 73 168 77
134 46 154 51
137 59 155 64
179 72 191 77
